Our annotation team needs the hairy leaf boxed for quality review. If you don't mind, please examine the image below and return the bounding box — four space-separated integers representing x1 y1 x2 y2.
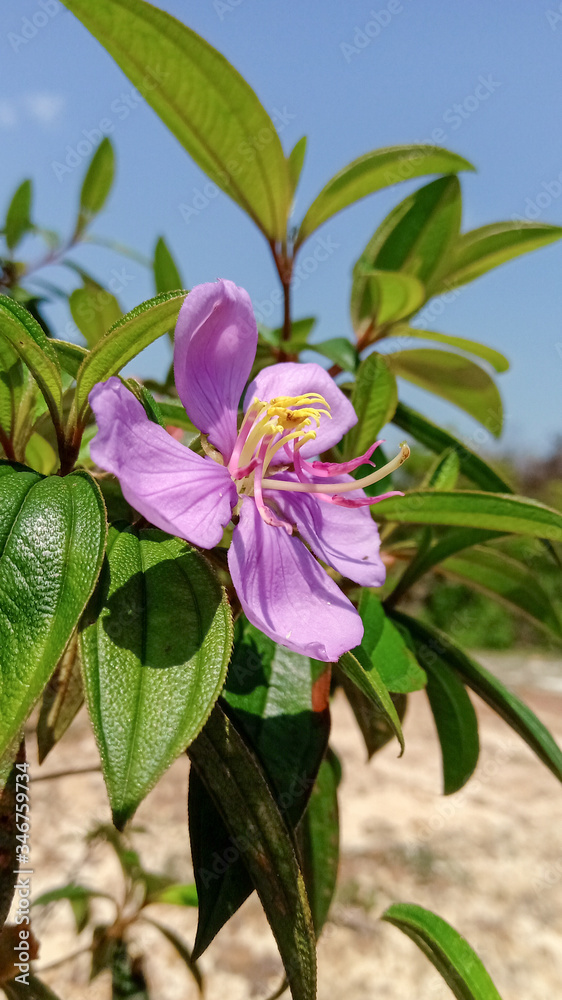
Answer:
80 525 232 827
61 0 290 239
296 146 473 245
0 464 106 758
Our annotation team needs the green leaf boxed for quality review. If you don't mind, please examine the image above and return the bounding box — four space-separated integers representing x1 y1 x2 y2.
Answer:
69 277 122 348
382 903 503 1000
351 269 426 332
296 145 474 246
391 612 562 783
76 137 115 234
61 0 290 240
375 489 562 542
73 290 186 426
0 464 106 759
283 317 317 354
33 883 106 934
5 180 33 251
187 704 316 1000
297 748 341 937
191 622 330 956
388 325 509 373
338 648 404 753
437 546 562 644
0 741 25 931
80 525 232 828
153 236 183 296
386 528 505 608
0 296 63 434
422 646 479 794
258 316 315 353
342 681 407 760
188 768 254 956
439 221 562 290
0 337 27 441
224 623 331 826
392 402 510 492
387 349 503 434
423 448 460 491
51 339 88 378
24 432 58 475
288 136 307 195
142 918 203 993
307 337 358 373
353 176 462 295
156 400 198 436
149 883 198 907
342 353 397 459
358 591 427 693
37 632 84 762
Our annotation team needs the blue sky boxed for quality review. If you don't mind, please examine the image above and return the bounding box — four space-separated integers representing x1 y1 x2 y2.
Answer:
2 0 562 458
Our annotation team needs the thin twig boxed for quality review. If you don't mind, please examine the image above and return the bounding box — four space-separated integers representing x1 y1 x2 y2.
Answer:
36 946 91 973
33 765 101 783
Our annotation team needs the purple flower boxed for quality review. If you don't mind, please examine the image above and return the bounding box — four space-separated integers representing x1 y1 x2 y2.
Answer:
89 280 408 662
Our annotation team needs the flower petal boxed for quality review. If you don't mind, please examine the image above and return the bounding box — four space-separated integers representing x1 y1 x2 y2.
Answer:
89 378 237 548
174 280 258 461
245 362 357 458
270 474 387 587
228 497 364 661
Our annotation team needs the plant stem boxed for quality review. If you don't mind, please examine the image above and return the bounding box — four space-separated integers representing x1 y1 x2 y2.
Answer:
269 241 293 343
0 428 16 462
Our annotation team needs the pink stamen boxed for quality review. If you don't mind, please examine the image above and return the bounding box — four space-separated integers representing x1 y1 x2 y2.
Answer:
253 439 294 534
325 490 404 508
307 440 384 477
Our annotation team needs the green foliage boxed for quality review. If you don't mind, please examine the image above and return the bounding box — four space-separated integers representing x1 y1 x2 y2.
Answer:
188 705 317 1000
383 903 502 999
5 180 33 252
80 525 232 828
387 348 503 434
189 619 329 956
153 236 183 296
296 145 473 246
342 353 397 458
61 0 291 240
75 137 115 235
0 464 106 759
72 290 186 426
338 648 405 754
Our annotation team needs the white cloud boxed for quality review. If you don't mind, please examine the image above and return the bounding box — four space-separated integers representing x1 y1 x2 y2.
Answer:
0 100 17 128
23 91 65 126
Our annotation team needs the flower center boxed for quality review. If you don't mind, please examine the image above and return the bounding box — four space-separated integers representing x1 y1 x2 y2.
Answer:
227 392 331 483
225 389 409 533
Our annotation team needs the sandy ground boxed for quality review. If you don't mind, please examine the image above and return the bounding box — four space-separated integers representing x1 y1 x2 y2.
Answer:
10 652 562 1000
